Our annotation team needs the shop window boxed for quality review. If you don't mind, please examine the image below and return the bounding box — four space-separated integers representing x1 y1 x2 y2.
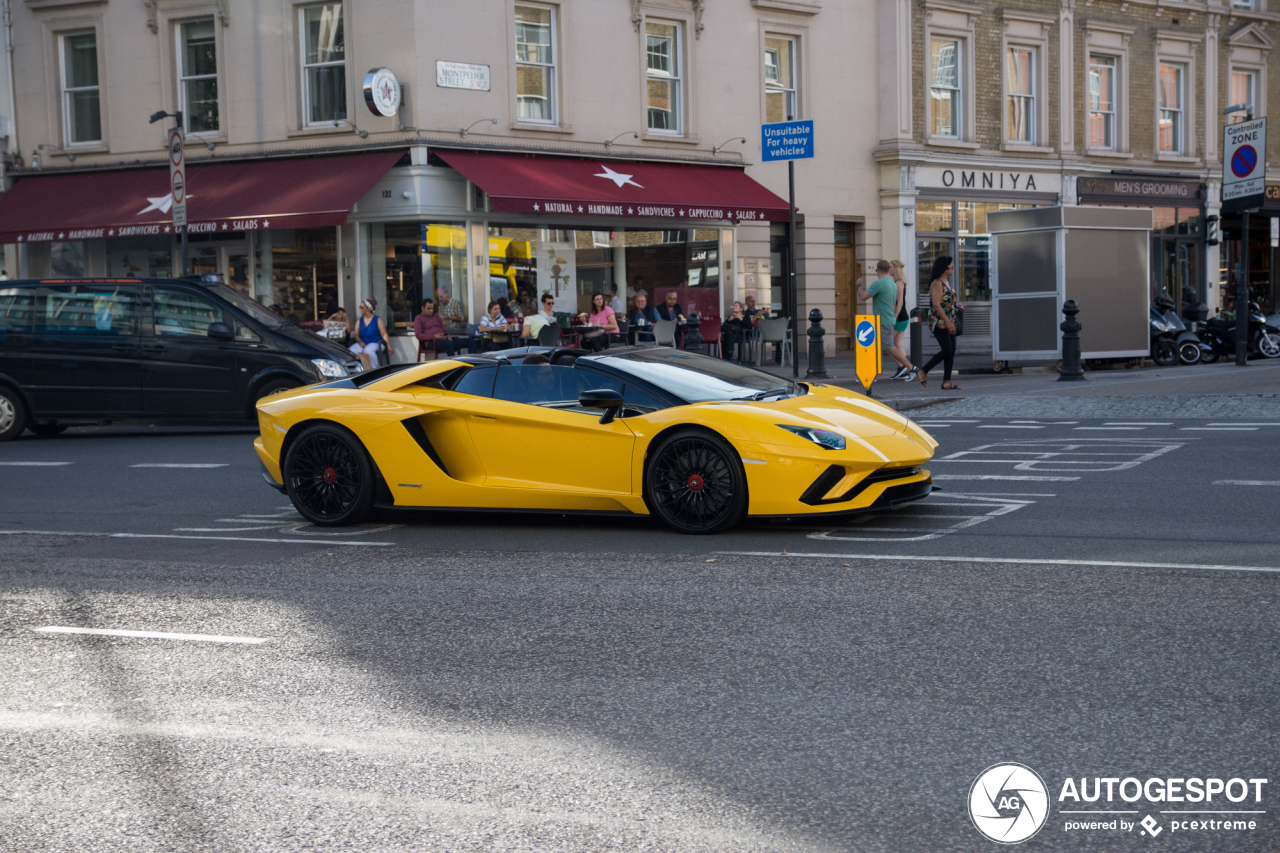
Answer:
1230 70 1257 123
515 4 556 123
300 3 346 126
60 32 101 145
178 19 219 135
1158 63 1185 155
916 202 953 233
764 36 797 122
107 235 173 278
364 222 468 334
1005 47 1035 144
261 228 338 323
646 21 682 134
930 37 961 138
1088 55 1117 150
50 241 86 277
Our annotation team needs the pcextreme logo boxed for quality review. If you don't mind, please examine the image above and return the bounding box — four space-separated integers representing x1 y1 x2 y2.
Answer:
968 763 1268 844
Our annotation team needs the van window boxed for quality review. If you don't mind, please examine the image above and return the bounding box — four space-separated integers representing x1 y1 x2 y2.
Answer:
152 287 225 337
0 287 35 333
40 284 138 335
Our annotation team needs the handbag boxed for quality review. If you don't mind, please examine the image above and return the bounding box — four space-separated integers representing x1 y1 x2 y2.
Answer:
954 305 965 336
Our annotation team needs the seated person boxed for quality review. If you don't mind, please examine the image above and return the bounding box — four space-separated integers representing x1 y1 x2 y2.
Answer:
414 298 467 357
655 290 685 322
497 297 516 319
522 293 559 340
743 294 769 319
628 293 658 343
580 292 618 353
522 353 550 365
721 301 753 360
477 300 510 351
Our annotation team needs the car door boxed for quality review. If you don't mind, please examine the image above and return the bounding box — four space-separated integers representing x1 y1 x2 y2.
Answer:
460 364 635 494
24 283 143 416
142 285 240 417
0 286 36 390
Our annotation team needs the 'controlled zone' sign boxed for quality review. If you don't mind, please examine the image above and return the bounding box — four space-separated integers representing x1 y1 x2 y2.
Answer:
1223 117 1266 211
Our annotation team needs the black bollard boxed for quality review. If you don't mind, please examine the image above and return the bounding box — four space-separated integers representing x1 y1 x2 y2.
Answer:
1058 299 1085 382
682 312 704 354
805 308 829 379
909 308 923 368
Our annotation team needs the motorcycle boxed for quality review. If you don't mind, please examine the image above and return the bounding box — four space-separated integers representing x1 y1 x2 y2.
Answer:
1149 295 1200 365
1199 302 1280 362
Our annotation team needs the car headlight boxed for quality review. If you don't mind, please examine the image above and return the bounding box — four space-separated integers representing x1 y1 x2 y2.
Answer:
311 358 347 379
777 424 846 450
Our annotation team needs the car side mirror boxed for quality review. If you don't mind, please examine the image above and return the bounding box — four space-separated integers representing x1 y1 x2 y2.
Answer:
579 388 625 424
207 322 234 342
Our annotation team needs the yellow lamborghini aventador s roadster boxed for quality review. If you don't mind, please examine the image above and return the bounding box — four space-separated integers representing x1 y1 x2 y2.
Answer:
254 346 938 534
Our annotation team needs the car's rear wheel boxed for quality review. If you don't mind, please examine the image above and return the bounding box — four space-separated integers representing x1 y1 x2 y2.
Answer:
645 428 747 534
283 423 375 526
0 386 26 442
255 378 300 404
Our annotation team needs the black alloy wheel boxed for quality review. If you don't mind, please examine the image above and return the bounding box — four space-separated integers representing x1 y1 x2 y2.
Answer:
0 385 26 442
283 423 375 526
645 428 748 534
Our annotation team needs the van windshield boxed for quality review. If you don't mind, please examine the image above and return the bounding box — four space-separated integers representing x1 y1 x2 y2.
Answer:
208 284 285 328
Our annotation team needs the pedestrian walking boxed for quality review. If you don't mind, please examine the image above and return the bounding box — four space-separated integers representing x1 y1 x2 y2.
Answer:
857 260 913 378
915 256 963 390
889 260 916 380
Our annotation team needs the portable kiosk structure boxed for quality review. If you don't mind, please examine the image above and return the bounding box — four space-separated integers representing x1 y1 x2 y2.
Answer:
987 206 1153 362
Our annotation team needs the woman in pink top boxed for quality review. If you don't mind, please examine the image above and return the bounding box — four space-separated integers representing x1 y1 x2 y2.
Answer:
581 292 618 352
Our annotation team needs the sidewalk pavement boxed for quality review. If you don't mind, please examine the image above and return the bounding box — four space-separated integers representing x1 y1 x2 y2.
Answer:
754 351 1280 419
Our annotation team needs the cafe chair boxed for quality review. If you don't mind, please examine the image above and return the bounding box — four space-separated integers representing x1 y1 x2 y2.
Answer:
697 318 721 358
417 338 441 361
756 317 793 368
610 318 629 347
653 319 678 347
537 325 562 347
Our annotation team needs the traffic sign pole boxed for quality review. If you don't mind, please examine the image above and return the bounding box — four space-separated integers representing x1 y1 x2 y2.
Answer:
762 117 814 380
1222 116 1266 366
1238 212 1249 366
169 126 188 276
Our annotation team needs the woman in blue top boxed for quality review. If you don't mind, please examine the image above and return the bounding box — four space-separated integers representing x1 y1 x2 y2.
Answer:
349 299 391 367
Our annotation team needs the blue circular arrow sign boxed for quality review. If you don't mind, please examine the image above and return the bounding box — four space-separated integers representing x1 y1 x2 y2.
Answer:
856 319 876 348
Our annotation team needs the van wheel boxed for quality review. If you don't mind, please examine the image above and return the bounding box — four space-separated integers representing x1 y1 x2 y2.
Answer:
283 423 375 526
0 386 27 442
28 421 68 438
254 378 300 404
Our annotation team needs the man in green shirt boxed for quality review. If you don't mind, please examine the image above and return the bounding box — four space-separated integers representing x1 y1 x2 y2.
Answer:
856 260 913 378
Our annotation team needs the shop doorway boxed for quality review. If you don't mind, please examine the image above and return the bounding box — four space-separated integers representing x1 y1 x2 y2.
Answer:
1152 236 1202 309
833 221 858 350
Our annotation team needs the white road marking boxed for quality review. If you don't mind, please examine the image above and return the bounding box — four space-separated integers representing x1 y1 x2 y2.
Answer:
719 551 1280 575
1009 420 1078 424
936 438 1185 472
1105 422 1172 426
932 474 1080 482
1181 427 1258 431
916 419 980 423
0 461 71 466
1074 427 1146 431
1214 480 1280 486
810 494 1034 542
35 626 265 645
130 463 229 468
978 425 1045 429
1208 423 1280 426
0 530 392 546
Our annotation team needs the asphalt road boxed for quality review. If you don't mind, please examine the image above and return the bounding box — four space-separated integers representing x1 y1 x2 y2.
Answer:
1 420 1277 852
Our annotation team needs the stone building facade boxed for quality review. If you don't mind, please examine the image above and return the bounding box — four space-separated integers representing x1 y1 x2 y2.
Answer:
876 0 1280 348
0 0 889 358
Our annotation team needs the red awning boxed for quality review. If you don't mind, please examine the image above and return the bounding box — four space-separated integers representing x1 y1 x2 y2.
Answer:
0 150 404 243
434 149 790 223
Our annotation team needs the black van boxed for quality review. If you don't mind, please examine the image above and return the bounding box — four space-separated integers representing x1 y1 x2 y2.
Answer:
0 277 363 440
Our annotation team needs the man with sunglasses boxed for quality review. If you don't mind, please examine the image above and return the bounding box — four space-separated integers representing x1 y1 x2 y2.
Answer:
522 293 560 341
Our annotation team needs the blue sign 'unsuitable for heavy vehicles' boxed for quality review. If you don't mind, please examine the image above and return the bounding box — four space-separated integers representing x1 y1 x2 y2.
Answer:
761 120 814 162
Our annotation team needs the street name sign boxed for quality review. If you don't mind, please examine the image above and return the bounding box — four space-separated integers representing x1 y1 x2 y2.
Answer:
168 127 187 229
761 120 814 162
854 315 881 392
1223 117 1266 213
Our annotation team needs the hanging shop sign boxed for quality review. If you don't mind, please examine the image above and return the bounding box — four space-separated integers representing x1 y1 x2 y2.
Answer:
363 67 402 117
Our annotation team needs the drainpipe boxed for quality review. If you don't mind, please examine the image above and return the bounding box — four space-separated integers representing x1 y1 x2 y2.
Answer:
2 0 17 177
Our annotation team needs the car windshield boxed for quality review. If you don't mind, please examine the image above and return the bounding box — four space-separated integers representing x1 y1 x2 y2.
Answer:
208 283 285 328
595 349 799 403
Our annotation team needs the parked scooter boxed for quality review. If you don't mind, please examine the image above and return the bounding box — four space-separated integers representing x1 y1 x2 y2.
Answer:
1149 294 1201 365
1199 301 1280 362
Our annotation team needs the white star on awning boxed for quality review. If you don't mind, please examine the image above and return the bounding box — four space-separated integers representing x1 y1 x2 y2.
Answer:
594 165 643 189
137 194 174 215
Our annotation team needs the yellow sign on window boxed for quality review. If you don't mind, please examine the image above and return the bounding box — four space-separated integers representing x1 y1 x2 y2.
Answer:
854 314 882 392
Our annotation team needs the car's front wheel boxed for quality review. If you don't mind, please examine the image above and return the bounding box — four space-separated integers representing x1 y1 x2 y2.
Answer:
283 423 375 526
645 428 748 534
0 386 26 442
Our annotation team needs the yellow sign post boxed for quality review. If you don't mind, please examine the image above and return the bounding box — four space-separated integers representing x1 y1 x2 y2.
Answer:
854 314 881 394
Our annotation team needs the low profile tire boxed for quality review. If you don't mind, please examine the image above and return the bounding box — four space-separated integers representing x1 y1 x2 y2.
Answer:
1200 349 1220 364
1178 341 1202 365
1257 331 1280 359
254 378 301 404
28 421 68 438
644 428 748 535
0 386 27 442
1153 339 1178 367
283 423 375 526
